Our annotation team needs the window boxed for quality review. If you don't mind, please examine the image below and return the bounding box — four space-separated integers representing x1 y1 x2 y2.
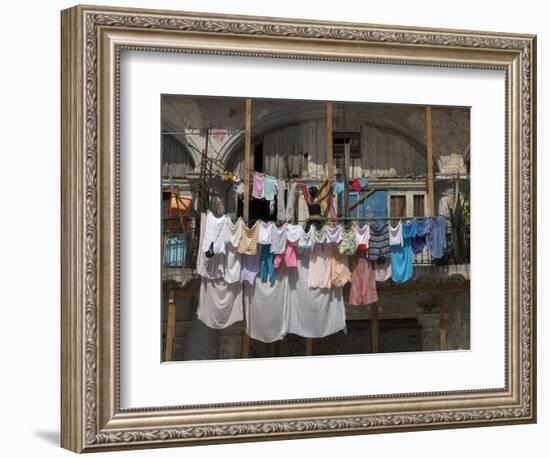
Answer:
413 194 425 217
390 195 406 217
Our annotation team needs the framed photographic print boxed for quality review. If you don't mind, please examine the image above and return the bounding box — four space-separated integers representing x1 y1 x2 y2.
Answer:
61 4 537 453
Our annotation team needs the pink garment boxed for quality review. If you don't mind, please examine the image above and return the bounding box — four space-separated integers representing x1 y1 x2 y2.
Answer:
274 241 297 268
349 178 360 192
299 183 311 204
349 257 378 305
307 243 332 289
252 172 264 199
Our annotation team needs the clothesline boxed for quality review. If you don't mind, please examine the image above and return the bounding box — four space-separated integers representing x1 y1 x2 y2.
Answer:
295 216 449 223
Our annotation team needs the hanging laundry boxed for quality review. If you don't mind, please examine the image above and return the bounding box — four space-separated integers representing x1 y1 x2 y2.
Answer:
285 182 296 222
349 178 360 192
331 246 351 287
286 224 302 243
232 181 245 196
276 178 286 222
325 224 342 244
367 222 391 261
391 219 417 283
307 243 332 288
270 223 287 254
263 175 277 213
223 244 242 284
201 210 227 254
252 171 264 199
259 244 276 283
240 248 261 284
355 223 370 251
258 220 273 244
427 216 447 259
287 255 346 339
224 217 243 247
244 265 289 343
333 180 345 194
374 258 392 282
338 225 357 255
359 177 369 190
237 220 260 255
312 226 327 245
298 225 314 249
197 277 244 330
413 217 434 254
349 257 378 305
388 220 404 246
274 241 297 269
197 212 224 279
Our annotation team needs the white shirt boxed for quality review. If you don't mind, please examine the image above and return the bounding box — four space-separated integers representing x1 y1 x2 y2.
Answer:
201 210 227 254
388 220 403 246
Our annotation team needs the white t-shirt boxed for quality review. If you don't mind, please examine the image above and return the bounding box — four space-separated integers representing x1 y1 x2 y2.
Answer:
388 220 403 246
201 210 227 254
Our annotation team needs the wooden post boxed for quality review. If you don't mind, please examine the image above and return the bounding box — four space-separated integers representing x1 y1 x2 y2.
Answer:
426 106 435 216
164 291 176 362
326 101 334 183
242 99 252 358
243 99 252 223
438 290 447 350
371 303 379 353
306 338 313 356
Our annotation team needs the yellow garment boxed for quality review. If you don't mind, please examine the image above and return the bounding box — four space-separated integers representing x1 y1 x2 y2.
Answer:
331 247 351 287
237 220 260 255
223 171 234 183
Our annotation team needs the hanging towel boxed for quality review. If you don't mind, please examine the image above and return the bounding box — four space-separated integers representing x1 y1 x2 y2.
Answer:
244 265 289 343
252 172 264 199
287 255 346 339
331 247 351 287
223 244 242 284
237 220 260 255
285 182 296 222
333 180 345 194
197 278 244 330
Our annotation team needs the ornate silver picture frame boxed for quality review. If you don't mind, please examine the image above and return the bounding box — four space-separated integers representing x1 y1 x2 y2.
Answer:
61 4 536 453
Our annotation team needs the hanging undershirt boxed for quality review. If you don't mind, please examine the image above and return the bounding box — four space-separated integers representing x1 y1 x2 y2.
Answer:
312 226 327 245
244 264 289 343
338 226 357 255
349 257 378 305
307 243 332 289
331 246 351 287
427 216 447 259
325 224 342 244
258 221 273 244
287 255 346 339
201 210 227 254
237 220 260 255
263 175 277 214
298 226 314 249
252 172 264 199
270 223 287 254
225 217 243 247
197 277 244 330
391 220 417 283
367 222 391 261
240 248 261 285
355 223 370 251
388 220 403 246
285 224 302 243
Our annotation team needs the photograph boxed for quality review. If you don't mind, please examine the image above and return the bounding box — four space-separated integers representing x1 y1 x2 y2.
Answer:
161 95 471 361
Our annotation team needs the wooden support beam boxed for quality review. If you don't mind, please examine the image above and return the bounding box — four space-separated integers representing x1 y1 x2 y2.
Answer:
306 338 313 356
326 101 334 184
438 290 447 351
164 292 176 362
371 303 379 353
426 106 435 216
243 99 252 224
